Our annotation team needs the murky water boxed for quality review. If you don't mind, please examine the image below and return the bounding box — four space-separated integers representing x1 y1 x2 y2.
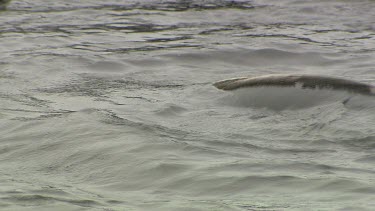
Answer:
1 0 375 210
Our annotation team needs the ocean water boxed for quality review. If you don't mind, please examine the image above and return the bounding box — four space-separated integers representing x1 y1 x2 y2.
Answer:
0 0 375 210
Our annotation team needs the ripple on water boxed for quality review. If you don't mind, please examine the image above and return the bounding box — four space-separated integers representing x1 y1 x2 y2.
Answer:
1 0 375 210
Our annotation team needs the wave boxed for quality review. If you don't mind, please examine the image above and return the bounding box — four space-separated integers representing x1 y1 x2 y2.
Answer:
218 86 363 110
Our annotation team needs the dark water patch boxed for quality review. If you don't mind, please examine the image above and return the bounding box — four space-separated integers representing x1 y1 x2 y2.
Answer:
271 147 335 154
0 21 179 35
70 43 201 54
164 48 338 66
123 57 166 67
239 32 350 48
192 134 334 157
0 24 76 34
10 110 76 121
39 74 185 97
340 136 375 150
7 0 256 13
1 194 100 207
122 0 255 12
0 93 50 107
201 138 265 152
100 109 189 138
94 97 149 106
146 35 192 43
278 162 375 176
2 108 73 114
0 108 75 122
163 174 306 196
87 61 127 72
106 199 124 204
130 162 193 185
0 71 14 79
353 35 373 40
206 162 340 176
103 44 201 53
1 194 56 206
197 23 254 35
339 206 373 211
0 144 24 156
83 23 179 33
0 0 10 10
312 179 374 194
236 204 287 211
352 187 375 194
198 27 234 35
30 186 71 197
98 110 255 157
355 155 375 164
155 103 188 117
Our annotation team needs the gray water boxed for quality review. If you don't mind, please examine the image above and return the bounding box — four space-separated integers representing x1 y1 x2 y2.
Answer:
1 0 375 210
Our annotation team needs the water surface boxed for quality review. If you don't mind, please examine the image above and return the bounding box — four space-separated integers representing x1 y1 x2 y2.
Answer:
1 0 375 210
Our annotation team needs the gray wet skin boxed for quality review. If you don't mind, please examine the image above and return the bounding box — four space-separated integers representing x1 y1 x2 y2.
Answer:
214 74 375 96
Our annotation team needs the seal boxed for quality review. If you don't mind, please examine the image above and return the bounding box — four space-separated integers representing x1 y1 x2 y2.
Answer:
214 74 375 96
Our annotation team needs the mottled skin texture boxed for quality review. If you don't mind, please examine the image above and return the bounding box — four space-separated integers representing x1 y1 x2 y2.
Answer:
214 74 375 96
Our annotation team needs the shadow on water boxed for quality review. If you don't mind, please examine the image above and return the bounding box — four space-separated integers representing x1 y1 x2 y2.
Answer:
0 0 11 10
217 86 361 111
38 74 185 99
3 0 256 12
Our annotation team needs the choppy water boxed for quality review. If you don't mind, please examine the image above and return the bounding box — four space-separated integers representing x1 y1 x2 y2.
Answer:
1 0 375 210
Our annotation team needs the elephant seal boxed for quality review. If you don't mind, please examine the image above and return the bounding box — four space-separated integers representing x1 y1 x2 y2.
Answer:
214 74 375 96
